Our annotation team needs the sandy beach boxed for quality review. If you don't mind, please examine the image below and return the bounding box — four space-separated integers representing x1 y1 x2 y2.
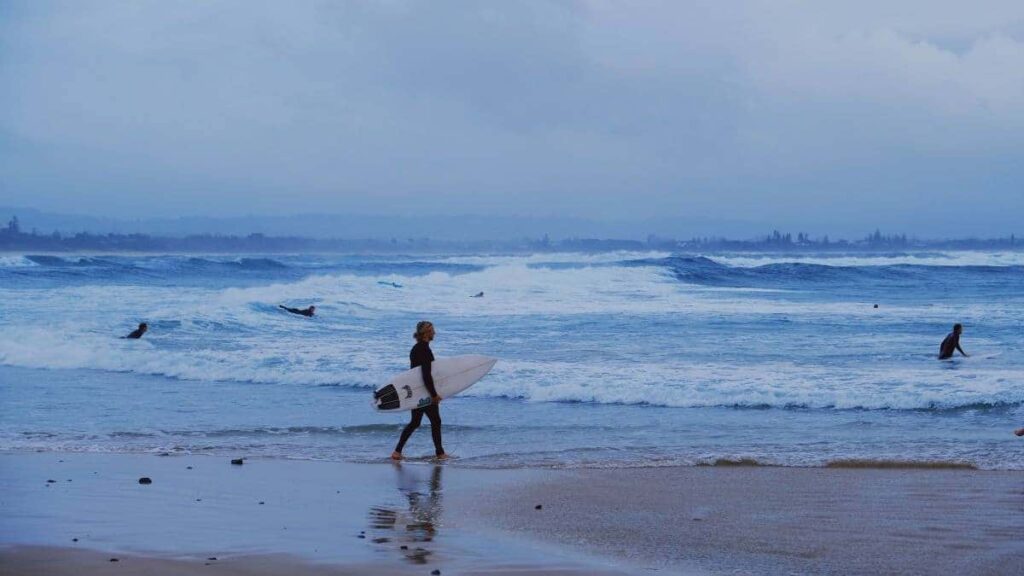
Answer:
466 464 1024 575
2 453 1022 575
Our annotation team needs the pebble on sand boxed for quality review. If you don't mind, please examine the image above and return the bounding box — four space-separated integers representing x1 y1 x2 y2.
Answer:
46 479 56 483
138 477 152 485
109 558 119 562
72 538 78 542
231 458 244 465
432 570 441 575
534 504 542 510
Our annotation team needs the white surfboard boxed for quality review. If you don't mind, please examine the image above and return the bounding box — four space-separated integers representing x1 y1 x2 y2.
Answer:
373 355 497 412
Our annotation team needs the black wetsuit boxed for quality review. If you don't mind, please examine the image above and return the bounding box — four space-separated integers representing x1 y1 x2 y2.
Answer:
394 341 444 456
124 328 146 339
938 332 964 359
280 305 314 317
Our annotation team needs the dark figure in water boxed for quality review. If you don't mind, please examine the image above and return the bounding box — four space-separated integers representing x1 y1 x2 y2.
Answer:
938 323 968 360
123 323 148 339
392 321 446 461
279 305 315 317
1016 428 1024 437
471 291 484 298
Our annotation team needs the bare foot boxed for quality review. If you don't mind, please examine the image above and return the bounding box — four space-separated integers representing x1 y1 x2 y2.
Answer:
435 453 449 460
1015 428 1024 437
390 451 403 460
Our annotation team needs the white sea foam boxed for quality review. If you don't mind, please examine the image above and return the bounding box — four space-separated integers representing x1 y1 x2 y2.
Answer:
473 358 1024 410
439 251 672 266
0 255 38 268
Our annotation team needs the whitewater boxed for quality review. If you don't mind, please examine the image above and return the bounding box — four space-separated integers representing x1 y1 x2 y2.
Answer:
1 251 1022 469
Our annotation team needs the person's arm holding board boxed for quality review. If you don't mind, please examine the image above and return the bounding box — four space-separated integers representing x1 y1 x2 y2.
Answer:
414 339 441 405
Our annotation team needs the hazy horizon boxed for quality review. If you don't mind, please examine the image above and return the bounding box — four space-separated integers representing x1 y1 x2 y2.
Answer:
2 2 1023 237
3 205 1021 242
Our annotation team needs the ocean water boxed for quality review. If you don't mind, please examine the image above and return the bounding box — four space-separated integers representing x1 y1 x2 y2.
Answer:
1 251 1022 469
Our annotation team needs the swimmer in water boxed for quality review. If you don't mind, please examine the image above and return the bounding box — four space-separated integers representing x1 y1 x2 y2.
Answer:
123 323 148 339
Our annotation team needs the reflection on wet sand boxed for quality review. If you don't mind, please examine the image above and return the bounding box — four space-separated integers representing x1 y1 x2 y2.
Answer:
367 464 443 565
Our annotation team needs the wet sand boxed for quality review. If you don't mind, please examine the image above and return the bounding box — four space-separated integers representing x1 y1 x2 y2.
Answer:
463 465 1024 575
0 546 624 576
4 453 1023 575
0 452 631 575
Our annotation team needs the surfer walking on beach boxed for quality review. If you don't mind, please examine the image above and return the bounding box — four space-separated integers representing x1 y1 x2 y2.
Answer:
938 323 968 360
392 321 447 461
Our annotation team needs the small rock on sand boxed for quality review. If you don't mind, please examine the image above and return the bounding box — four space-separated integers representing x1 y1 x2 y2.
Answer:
432 570 441 575
231 458 244 465
46 479 56 483
109 558 119 562
138 477 152 485
534 504 542 510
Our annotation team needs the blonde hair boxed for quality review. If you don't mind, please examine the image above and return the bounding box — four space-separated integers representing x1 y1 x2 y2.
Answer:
414 321 434 341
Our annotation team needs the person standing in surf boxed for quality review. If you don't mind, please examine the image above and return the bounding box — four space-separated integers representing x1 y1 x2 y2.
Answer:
392 321 447 460
938 323 969 360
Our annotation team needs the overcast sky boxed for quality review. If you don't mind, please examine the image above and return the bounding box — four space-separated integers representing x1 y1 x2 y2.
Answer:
1 1 1022 237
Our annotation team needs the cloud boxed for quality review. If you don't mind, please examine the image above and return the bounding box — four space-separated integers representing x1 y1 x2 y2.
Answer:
1 1 1021 235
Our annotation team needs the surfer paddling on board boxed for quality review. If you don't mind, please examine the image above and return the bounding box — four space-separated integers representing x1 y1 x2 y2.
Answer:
279 304 315 317
938 323 968 360
392 321 447 461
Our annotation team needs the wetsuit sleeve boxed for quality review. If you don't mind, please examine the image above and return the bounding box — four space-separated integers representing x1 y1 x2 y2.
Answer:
420 357 437 397
413 344 437 397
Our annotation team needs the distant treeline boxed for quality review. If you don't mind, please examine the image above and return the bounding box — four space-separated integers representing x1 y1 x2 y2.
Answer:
0 216 1019 253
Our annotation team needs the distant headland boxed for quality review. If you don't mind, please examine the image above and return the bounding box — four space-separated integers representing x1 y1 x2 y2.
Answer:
0 215 1018 253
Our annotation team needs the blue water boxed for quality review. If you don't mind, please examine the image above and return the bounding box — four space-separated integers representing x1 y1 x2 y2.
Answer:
1 251 1022 469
